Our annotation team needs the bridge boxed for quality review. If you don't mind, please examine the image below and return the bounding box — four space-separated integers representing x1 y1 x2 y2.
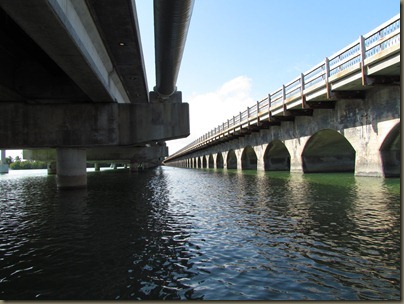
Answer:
0 0 194 187
164 15 400 178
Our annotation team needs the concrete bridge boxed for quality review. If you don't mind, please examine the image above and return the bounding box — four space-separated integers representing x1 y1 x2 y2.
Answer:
0 0 194 187
164 15 401 178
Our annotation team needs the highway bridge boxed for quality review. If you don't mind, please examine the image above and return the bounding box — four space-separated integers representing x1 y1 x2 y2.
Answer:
164 15 400 178
0 0 194 187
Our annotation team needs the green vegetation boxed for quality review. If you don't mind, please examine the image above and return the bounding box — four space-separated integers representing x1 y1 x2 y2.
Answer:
6 156 47 170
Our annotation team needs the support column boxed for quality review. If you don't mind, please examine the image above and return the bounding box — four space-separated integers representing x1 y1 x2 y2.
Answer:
47 161 57 175
0 150 9 174
94 162 100 171
284 137 308 174
255 145 266 171
56 149 87 189
130 161 144 172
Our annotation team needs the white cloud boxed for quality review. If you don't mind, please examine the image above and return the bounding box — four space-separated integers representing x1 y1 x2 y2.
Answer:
167 76 254 155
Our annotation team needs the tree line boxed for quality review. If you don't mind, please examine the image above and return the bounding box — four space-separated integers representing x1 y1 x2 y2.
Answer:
4 156 47 170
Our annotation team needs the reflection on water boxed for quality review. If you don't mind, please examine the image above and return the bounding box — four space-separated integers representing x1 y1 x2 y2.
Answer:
0 167 400 300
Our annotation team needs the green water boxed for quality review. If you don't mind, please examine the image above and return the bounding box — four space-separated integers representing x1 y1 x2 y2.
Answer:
0 167 400 300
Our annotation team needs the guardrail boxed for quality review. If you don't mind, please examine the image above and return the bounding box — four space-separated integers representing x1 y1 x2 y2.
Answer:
167 14 400 161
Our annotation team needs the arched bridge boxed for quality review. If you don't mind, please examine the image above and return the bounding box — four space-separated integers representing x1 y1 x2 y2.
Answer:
164 15 400 178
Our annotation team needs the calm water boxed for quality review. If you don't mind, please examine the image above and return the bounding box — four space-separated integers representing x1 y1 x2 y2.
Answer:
0 167 400 300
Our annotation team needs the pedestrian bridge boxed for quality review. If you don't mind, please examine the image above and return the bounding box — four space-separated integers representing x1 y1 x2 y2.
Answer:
164 15 401 178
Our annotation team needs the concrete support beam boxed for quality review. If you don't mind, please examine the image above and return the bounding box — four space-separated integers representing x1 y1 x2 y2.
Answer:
0 0 148 103
56 148 87 189
24 143 169 170
0 102 189 149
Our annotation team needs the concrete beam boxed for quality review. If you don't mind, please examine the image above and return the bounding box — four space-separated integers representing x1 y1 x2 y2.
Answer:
24 144 168 164
0 102 189 148
0 0 148 103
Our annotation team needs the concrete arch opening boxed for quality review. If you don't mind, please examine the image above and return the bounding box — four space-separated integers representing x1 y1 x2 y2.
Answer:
227 149 237 169
202 156 207 168
380 122 400 177
241 146 257 170
197 157 202 168
208 154 214 168
264 140 290 171
302 129 355 173
216 152 224 169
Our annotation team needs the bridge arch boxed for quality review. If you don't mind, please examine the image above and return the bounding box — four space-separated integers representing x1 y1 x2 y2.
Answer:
208 154 214 168
380 122 400 177
302 129 355 173
264 140 290 171
202 156 207 168
227 149 237 169
216 152 224 169
241 146 257 170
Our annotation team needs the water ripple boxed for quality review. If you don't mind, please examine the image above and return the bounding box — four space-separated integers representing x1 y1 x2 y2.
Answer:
0 168 400 300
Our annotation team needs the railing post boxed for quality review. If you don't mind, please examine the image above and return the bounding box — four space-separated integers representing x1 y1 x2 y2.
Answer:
256 100 260 125
247 106 250 127
359 35 367 86
268 93 272 121
282 84 287 115
325 57 331 99
300 72 307 108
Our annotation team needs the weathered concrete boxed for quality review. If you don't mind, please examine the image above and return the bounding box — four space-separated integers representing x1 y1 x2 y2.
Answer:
24 144 168 164
56 148 87 189
0 102 189 149
24 143 169 176
0 0 148 103
167 86 400 178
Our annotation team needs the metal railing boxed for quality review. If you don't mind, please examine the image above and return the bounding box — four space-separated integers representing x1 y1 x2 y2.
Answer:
167 14 400 161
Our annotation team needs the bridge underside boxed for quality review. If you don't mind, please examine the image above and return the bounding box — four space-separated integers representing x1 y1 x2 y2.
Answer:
0 1 193 188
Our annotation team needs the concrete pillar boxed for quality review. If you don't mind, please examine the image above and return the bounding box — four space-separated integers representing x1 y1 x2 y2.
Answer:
222 151 228 169
56 148 87 189
255 145 266 171
47 161 57 175
345 119 400 177
0 150 8 174
284 137 308 174
235 149 243 170
130 161 144 172
94 163 100 171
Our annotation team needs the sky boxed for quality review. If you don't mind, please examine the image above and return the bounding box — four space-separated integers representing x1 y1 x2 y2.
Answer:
5 0 400 160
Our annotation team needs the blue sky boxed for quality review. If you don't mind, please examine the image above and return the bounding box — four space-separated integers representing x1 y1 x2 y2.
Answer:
6 0 399 159
136 0 399 154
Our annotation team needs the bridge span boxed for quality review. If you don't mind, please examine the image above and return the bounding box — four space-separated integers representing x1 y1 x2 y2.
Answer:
0 0 194 187
164 15 400 178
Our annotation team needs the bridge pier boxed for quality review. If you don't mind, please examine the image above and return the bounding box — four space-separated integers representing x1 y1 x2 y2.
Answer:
0 150 8 174
47 161 57 175
56 148 87 189
284 137 307 174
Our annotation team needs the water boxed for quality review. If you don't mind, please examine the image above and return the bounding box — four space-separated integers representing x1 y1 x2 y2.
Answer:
0 167 400 300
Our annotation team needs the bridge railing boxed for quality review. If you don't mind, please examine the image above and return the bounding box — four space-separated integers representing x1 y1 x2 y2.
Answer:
168 14 400 160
